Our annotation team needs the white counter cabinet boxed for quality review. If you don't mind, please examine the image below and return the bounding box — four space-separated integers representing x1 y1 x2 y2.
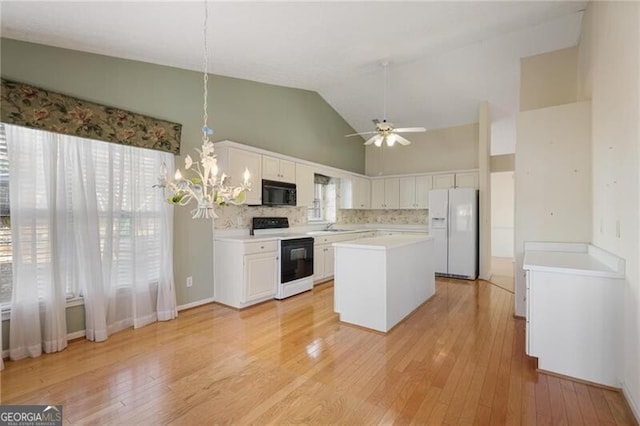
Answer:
523 242 624 387
334 235 435 332
214 238 278 309
312 232 360 283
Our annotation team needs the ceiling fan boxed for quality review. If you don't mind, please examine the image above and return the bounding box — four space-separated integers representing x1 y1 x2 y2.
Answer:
345 61 426 147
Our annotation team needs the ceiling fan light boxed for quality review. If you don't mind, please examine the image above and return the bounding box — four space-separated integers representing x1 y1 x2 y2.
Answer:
374 136 383 147
386 134 397 147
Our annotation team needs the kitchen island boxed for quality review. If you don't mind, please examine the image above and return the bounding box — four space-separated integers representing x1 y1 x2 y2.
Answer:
333 234 435 332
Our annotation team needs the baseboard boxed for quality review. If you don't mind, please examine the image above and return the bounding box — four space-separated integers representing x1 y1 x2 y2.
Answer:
67 330 86 341
177 297 215 312
622 381 640 424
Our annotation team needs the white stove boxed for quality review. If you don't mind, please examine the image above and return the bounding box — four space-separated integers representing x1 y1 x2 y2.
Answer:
251 217 314 299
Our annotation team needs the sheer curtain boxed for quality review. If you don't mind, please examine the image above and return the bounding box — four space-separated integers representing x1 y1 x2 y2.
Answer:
6 124 176 359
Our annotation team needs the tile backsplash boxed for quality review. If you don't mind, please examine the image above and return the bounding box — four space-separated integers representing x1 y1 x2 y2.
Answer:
213 204 308 229
338 209 428 225
212 204 428 229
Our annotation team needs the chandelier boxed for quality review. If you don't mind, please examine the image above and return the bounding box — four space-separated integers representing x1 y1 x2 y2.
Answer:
157 1 250 219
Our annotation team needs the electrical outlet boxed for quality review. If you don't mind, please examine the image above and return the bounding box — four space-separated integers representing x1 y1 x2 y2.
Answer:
186 276 193 287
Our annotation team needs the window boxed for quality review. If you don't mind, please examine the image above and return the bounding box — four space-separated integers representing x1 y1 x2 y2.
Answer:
0 127 10 305
1 123 169 306
307 174 336 223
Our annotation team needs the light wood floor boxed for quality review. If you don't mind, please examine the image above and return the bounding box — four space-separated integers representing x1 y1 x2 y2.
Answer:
491 256 515 293
1 279 636 425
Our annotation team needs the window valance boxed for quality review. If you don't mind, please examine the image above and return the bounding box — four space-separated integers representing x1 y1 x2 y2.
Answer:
1 78 182 154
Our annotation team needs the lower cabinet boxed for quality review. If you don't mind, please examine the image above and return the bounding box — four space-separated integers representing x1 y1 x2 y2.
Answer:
312 233 360 283
244 251 278 302
214 239 278 308
314 243 335 283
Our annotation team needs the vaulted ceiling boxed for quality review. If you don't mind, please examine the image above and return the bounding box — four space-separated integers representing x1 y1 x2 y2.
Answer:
1 1 586 151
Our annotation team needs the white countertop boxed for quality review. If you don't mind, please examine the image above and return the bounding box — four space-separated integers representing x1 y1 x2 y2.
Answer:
214 226 428 243
523 250 624 278
333 234 432 250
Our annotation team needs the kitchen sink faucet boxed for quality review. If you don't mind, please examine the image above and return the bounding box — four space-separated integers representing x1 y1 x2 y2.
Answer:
324 223 335 231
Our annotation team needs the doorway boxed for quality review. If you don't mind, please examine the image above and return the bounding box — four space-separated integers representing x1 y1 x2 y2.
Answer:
490 171 514 292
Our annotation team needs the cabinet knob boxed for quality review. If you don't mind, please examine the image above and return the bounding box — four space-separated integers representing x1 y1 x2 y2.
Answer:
260 245 264 249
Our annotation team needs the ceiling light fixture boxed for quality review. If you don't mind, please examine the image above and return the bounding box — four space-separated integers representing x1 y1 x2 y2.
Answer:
157 1 250 220
345 61 426 147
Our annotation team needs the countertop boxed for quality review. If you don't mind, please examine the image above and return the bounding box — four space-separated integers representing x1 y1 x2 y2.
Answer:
214 227 427 243
523 250 624 278
333 234 432 251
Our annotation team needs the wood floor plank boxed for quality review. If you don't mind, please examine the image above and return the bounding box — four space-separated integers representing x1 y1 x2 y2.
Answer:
1 279 636 425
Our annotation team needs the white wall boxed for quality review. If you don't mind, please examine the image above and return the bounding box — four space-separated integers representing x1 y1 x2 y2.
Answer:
491 171 514 258
577 1 640 418
514 101 592 316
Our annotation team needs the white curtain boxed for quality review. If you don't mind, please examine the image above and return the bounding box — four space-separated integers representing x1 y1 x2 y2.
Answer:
6 124 176 359
7 127 69 359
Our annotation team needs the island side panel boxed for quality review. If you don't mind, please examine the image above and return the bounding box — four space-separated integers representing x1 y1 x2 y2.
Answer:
386 239 435 331
334 246 388 332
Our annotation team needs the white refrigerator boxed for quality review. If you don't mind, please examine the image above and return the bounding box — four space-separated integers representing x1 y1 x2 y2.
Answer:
428 188 478 279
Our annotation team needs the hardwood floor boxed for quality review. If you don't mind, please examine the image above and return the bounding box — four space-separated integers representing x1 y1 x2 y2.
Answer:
1 279 636 425
490 256 515 293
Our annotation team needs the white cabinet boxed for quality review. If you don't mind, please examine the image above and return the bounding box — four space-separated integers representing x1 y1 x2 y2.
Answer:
244 251 278 301
371 178 399 209
432 173 455 189
455 172 479 189
312 233 359 283
214 239 278 308
262 155 295 183
399 175 432 209
523 243 624 387
215 146 262 205
432 172 478 189
314 244 335 283
353 177 371 209
340 176 370 209
295 163 315 207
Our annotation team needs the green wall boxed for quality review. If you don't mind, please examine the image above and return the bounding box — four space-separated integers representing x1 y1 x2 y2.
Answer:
0 38 364 341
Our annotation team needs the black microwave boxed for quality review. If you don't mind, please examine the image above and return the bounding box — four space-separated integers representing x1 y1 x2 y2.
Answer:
262 179 297 206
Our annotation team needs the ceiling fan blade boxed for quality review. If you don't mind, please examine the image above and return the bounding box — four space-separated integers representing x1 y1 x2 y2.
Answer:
345 131 378 137
394 127 426 133
395 134 412 146
363 135 379 145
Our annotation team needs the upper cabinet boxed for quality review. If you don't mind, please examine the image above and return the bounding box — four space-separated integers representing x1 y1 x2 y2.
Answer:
432 173 455 189
216 146 262 205
371 178 399 209
399 175 433 209
432 172 479 190
295 163 315 207
340 175 371 209
262 155 295 183
454 172 479 189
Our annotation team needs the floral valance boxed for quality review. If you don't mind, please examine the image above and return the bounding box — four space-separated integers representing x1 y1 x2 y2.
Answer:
1 78 182 154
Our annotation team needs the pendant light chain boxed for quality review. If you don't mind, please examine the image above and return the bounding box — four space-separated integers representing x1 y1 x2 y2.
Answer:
382 61 388 122
202 0 209 143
